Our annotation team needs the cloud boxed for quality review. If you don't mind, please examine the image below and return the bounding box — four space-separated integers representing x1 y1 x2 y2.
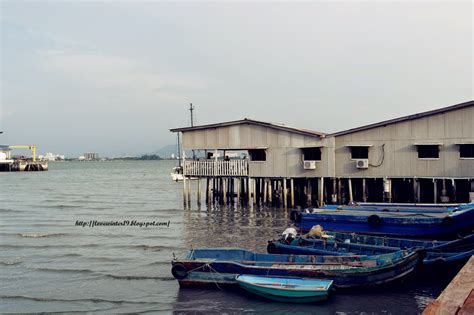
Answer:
37 50 209 102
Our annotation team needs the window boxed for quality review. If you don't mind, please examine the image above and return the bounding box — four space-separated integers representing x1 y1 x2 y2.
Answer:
248 149 266 161
460 144 474 158
417 145 439 159
350 147 369 159
302 147 321 161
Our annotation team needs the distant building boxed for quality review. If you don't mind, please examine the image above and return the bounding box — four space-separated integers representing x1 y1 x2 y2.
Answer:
83 153 99 161
39 153 65 161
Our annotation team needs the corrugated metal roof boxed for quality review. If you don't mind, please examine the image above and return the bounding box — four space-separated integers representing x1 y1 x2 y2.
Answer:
170 118 326 138
330 100 473 137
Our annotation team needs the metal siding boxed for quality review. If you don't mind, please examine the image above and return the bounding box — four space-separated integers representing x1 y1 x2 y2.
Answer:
180 104 473 178
334 106 474 178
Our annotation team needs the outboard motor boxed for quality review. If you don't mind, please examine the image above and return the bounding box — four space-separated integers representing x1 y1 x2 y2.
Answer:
281 227 298 244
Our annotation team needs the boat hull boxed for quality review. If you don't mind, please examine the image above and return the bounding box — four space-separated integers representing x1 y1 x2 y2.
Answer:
236 275 332 303
297 204 474 237
171 248 421 289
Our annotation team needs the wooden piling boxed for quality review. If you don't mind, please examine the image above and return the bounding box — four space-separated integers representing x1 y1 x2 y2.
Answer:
205 178 209 204
197 179 201 206
247 178 251 205
290 178 295 208
433 179 437 204
223 178 227 205
319 177 324 206
252 178 257 204
183 175 187 206
263 179 268 205
283 178 288 208
268 180 272 205
306 179 312 206
348 178 353 203
237 178 241 205
187 179 191 207
362 178 367 202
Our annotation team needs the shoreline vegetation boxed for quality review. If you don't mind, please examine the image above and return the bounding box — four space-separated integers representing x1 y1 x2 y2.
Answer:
63 154 168 161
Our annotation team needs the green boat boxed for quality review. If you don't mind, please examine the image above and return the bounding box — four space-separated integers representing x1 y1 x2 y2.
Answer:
235 275 333 303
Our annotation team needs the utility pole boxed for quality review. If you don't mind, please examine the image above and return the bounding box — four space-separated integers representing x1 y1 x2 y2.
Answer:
189 103 195 159
189 103 195 127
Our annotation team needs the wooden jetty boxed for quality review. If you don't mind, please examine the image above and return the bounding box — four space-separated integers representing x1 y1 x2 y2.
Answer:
423 255 474 315
171 101 474 208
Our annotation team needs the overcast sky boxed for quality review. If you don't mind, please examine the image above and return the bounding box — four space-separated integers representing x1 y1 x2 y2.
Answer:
1 1 472 157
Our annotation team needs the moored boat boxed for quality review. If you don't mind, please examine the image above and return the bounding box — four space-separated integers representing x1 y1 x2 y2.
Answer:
267 232 474 265
321 202 467 214
293 203 474 237
171 248 422 289
235 275 333 303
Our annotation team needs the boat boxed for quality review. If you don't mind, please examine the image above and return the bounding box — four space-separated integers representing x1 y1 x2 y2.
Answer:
235 275 333 303
292 203 474 237
267 231 474 265
171 166 184 181
320 202 467 214
171 247 422 289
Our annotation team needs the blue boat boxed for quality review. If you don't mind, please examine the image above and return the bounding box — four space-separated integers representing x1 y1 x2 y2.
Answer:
424 250 474 265
171 248 422 289
267 232 474 265
236 275 333 303
320 202 467 214
293 203 474 237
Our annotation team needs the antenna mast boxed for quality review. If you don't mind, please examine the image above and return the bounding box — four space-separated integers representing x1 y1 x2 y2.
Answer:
189 103 195 127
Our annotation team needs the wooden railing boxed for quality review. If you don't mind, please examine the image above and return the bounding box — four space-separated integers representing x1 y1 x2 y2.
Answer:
184 160 248 177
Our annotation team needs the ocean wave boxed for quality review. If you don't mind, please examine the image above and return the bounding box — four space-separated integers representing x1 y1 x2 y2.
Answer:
18 232 67 238
0 243 100 250
102 274 175 281
145 261 172 267
34 267 96 275
0 295 150 304
116 244 183 251
0 209 23 213
0 259 22 266
61 253 82 257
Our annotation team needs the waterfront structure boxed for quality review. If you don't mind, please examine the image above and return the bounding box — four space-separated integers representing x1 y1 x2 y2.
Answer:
171 100 474 207
0 144 48 172
83 153 99 161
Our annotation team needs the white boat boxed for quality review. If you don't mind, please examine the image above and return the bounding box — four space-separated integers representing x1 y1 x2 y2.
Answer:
171 166 184 181
170 166 197 182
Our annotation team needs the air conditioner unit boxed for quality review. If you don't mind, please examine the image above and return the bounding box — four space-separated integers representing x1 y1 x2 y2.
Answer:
355 159 369 169
303 161 317 170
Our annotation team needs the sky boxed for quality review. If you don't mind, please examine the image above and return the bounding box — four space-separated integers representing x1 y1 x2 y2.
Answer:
0 1 472 157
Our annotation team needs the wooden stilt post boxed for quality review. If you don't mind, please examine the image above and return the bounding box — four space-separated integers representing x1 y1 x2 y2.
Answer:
337 178 342 204
237 178 241 206
283 178 288 208
348 178 353 203
183 175 187 207
306 179 312 207
205 178 209 204
187 179 191 207
290 178 295 208
197 179 201 206
223 178 227 205
253 178 257 205
248 178 252 205
452 179 457 203
319 177 324 206
268 180 273 205
417 179 421 203
433 179 437 204
263 179 268 206
332 178 337 204
362 178 367 202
